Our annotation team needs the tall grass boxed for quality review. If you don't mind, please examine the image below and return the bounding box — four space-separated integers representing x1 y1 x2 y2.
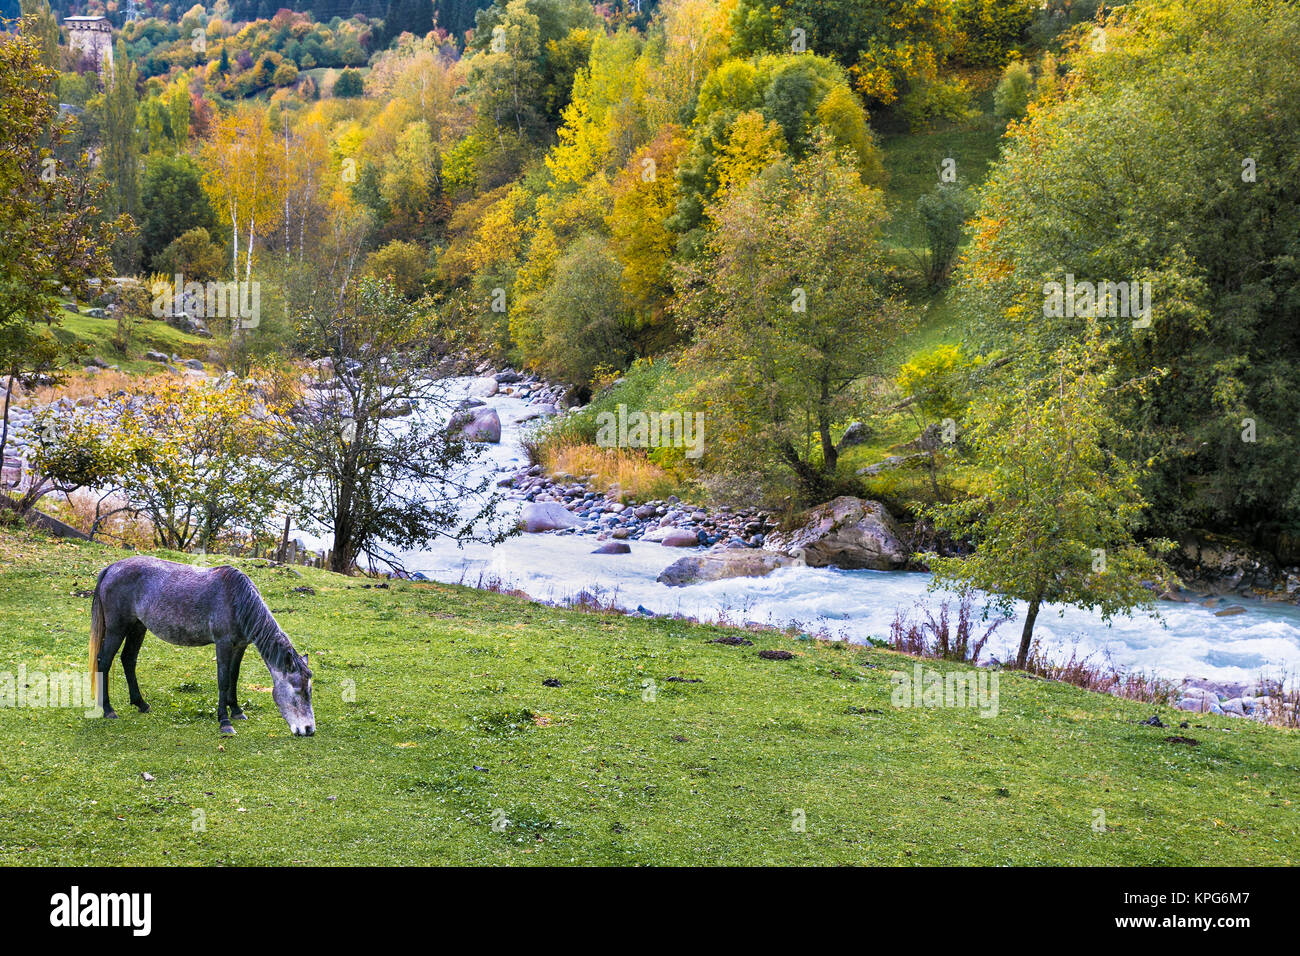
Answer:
889 594 1008 662
1019 641 1178 706
539 439 686 503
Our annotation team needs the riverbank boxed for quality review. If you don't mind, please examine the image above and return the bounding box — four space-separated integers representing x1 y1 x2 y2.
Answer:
1 528 1297 865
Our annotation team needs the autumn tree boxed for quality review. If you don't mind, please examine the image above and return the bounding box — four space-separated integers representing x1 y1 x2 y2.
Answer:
0 23 124 516
677 141 900 502
111 377 289 551
199 103 286 282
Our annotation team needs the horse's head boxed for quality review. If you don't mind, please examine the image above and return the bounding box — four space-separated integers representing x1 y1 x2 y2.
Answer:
272 652 315 736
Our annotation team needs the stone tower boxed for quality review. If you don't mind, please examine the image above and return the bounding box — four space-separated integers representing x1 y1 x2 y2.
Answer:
64 16 114 76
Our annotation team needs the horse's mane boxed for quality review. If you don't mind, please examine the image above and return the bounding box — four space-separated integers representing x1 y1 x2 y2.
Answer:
218 567 310 677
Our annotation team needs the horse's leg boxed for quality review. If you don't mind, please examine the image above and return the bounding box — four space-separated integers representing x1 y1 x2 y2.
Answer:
228 644 248 720
215 640 236 735
120 623 150 713
96 626 127 720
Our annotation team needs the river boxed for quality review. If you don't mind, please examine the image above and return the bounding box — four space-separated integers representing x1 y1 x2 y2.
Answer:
294 377 1300 688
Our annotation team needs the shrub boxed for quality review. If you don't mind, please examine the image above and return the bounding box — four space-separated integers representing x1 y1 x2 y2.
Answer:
898 78 976 131
993 60 1033 121
889 594 1008 663
333 67 364 98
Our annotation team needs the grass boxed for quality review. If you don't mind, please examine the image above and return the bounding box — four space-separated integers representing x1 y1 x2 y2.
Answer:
49 308 220 374
0 529 1297 865
540 440 687 503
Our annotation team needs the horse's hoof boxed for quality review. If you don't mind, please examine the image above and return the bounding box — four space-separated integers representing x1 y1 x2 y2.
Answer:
134 701 150 713
219 723 236 736
231 712 248 720
103 709 118 719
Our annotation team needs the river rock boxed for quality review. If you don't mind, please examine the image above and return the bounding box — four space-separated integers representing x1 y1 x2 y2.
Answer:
593 541 631 554
1213 604 1247 617
519 502 581 533
658 548 802 587
660 528 701 547
452 406 501 443
763 496 908 570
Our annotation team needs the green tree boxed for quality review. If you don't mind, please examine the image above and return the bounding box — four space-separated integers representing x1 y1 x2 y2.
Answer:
992 59 1031 121
140 153 220 270
962 0 1300 546
333 67 365 97
677 141 900 501
914 180 972 288
927 336 1172 668
534 234 633 392
18 0 59 72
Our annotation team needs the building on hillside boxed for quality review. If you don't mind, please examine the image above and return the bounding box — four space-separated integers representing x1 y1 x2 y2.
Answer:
64 15 113 75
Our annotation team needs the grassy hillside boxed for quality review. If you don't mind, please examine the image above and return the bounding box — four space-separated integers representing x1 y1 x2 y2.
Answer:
0 529 1296 865
50 308 221 374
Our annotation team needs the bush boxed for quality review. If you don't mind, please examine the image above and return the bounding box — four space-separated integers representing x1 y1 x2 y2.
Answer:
889 594 1008 663
333 67 364 98
899 78 976 131
152 227 226 283
364 240 428 299
993 60 1033 121
956 0 1035 67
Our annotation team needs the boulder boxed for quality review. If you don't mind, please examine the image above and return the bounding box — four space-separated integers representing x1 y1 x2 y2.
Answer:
658 548 802 587
763 496 908 570
592 541 631 555
1176 534 1279 592
144 351 170 363
452 406 501 443
1175 696 1225 715
519 502 580 533
837 421 873 450
661 528 701 547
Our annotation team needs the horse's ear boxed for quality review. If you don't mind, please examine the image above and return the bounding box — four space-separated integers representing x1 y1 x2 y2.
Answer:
303 652 309 664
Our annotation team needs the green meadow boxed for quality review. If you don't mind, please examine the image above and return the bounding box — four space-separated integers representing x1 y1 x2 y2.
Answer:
0 530 1296 866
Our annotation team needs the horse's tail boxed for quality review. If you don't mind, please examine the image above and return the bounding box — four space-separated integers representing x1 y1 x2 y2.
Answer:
89 565 108 704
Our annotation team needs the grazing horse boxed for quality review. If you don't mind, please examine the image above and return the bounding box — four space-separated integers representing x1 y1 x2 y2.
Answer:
90 556 315 736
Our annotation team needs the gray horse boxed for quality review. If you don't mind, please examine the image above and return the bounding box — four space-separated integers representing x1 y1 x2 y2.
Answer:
90 556 315 736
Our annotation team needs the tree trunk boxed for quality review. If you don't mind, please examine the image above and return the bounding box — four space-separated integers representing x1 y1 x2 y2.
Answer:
1015 593 1043 669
